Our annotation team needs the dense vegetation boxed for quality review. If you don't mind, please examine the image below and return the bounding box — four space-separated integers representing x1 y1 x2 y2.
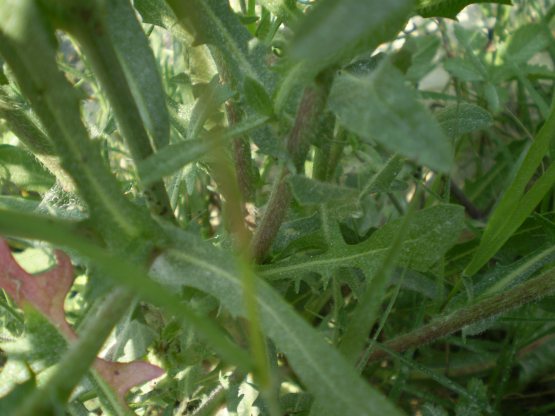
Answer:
0 0 554 415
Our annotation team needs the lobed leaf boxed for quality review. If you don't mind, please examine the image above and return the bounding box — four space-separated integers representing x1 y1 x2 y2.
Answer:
152 225 406 416
260 204 465 281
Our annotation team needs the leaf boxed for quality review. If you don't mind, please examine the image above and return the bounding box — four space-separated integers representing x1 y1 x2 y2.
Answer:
444 57 485 82
137 114 268 186
134 0 175 28
502 23 551 64
454 379 490 416
0 240 164 405
166 0 274 89
287 175 358 206
404 35 441 82
448 244 555 311
465 104 555 276
243 77 274 117
0 377 37 415
258 0 300 22
260 205 465 281
151 226 405 416
106 0 170 149
0 145 54 192
329 60 452 172
416 0 512 19
289 0 413 71
436 103 492 139
360 153 405 196
422 403 449 416
188 77 234 139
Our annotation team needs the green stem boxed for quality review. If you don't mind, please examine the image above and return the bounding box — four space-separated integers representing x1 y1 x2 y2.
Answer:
53 1 174 221
0 208 254 372
365 266 555 364
16 288 135 416
0 0 148 241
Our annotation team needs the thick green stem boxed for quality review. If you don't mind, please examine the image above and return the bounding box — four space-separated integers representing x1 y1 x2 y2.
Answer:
51 1 174 221
365 267 555 364
0 0 149 241
251 85 328 262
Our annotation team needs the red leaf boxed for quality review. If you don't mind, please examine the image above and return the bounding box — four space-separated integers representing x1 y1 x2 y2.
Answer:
0 239 164 402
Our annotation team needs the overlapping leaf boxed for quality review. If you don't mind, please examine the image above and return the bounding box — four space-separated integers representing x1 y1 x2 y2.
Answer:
259 205 464 281
151 225 406 416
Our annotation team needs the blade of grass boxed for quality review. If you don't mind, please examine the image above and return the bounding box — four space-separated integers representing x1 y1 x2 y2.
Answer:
465 99 555 276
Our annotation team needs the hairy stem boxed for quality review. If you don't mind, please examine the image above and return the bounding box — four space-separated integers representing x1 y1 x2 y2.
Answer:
0 0 149 241
55 1 175 221
251 85 328 262
365 267 555 364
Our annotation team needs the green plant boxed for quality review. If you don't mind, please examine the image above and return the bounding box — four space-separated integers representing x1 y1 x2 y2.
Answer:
0 0 554 415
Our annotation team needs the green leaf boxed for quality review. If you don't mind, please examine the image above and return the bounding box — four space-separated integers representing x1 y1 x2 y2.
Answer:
258 0 300 22
360 153 405 196
287 175 358 206
0 377 38 415
422 404 449 416
260 205 465 281
152 226 405 416
416 0 512 19
0 145 54 192
502 23 551 64
444 57 485 82
329 60 452 172
0 0 148 238
465 103 555 276
187 77 234 140
243 77 274 117
435 103 492 139
166 0 274 89
134 0 174 28
106 0 170 149
289 0 413 70
138 114 269 186
0 308 66 396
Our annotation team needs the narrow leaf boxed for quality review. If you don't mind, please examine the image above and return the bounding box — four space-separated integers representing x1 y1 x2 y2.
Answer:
138 115 268 186
106 0 170 149
465 102 555 276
